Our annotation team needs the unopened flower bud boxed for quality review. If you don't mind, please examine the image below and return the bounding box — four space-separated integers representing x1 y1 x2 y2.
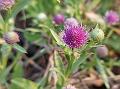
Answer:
48 71 58 86
105 10 119 25
91 25 104 42
64 18 79 28
96 45 108 58
3 31 20 44
37 12 47 21
53 14 65 25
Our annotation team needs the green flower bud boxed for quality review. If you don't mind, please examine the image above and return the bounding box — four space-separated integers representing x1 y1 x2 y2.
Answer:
90 25 104 42
3 31 20 44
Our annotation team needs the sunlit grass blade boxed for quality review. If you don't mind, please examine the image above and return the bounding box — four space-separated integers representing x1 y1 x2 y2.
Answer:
95 57 110 89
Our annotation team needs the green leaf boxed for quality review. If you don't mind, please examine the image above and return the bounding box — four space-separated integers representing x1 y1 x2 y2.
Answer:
1 44 11 57
87 0 101 11
104 34 120 52
0 14 4 27
50 67 65 80
12 62 23 78
49 29 65 46
54 51 65 74
71 52 89 72
24 30 41 42
11 78 38 89
95 57 110 89
0 65 13 84
13 44 27 53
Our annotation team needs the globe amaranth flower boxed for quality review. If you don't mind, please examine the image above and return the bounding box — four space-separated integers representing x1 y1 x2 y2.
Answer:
53 14 65 25
63 84 76 89
64 18 79 28
105 10 119 25
0 0 15 10
3 31 20 44
63 25 89 48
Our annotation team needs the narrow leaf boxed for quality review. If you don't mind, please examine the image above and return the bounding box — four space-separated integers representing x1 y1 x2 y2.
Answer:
71 53 89 72
13 44 27 53
11 78 38 89
96 57 110 89
54 51 65 73
10 0 30 18
49 29 65 46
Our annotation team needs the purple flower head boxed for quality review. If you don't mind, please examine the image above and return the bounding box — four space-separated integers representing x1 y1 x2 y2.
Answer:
105 10 119 25
63 85 76 89
0 0 15 10
64 18 79 28
53 14 65 25
63 25 89 48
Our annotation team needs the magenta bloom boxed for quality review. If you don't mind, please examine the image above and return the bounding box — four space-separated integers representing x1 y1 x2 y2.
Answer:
64 18 79 28
53 14 65 25
0 0 15 10
105 10 119 25
63 25 88 48
63 85 76 89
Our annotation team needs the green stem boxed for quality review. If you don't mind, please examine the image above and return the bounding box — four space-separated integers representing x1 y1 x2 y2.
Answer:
65 51 74 81
4 23 8 33
1 45 12 69
1 56 8 70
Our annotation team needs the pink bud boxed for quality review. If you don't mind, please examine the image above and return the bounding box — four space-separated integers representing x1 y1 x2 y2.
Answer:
96 45 108 58
3 31 20 44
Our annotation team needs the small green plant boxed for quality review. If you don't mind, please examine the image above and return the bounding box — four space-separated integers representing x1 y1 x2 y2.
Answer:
0 0 120 89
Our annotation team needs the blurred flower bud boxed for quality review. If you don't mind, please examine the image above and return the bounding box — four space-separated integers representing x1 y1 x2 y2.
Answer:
3 31 20 44
85 12 105 24
9 18 14 25
37 12 47 21
96 45 108 58
53 14 65 25
90 25 104 42
48 70 58 86
63 84 76 89
64 18 79 28
0 0 15 10
105 10 119 25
